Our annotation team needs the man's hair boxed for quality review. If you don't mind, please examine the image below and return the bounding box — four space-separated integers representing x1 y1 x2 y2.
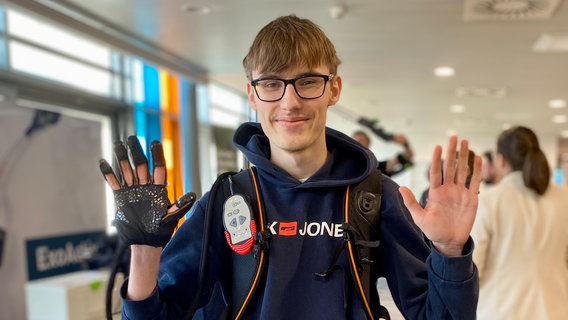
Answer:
242 15 341 81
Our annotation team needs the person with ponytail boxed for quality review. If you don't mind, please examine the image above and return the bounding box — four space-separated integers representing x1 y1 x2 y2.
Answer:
471 126 568 319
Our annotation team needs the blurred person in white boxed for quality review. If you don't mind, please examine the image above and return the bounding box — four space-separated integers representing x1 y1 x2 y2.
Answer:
480 150 501 190
471 125 568 319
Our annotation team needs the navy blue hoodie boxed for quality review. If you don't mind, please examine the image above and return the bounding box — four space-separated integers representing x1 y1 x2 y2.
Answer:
121 122 478 319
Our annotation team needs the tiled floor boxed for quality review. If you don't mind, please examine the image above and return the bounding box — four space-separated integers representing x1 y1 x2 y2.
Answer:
377 277 405 320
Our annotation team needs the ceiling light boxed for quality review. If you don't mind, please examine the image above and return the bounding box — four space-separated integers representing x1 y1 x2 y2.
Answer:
450 104 466 113
181 4 211 15
463 0 563 21
552 115 567 123
329 4 348 19
533 33 568 52
561 130 568 138
434 67 455 77
548 99 566 109
455 86 508 98
502 123 512 130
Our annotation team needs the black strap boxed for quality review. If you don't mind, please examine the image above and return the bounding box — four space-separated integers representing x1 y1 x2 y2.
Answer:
346 169 390 320
226 168 269 319
185 171 236 320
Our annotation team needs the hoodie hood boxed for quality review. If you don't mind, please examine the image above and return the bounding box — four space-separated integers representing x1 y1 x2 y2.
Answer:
233 122 378 188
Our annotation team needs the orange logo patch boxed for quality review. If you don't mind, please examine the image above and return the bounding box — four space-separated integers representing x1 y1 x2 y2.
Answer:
278 221 297 236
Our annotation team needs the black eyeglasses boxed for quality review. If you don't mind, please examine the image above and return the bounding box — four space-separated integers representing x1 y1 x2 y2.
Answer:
251 74 334 102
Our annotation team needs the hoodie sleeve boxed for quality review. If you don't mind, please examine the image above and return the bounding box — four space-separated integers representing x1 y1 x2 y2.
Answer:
378 177 479 319
121 193 225 319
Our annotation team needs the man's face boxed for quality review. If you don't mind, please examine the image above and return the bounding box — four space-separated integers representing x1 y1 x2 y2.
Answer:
246 64 341 155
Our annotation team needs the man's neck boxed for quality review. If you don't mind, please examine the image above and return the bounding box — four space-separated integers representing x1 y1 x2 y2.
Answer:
270 144 330 181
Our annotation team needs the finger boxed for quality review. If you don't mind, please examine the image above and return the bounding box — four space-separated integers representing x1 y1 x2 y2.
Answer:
114 140 134 186
429 145 443 188
455 139 470 185
443 136 458 184
150 141 167 186
399 186 424 224
126 136 150 185
99 159 121 190
468 155 483 195
165 192 197 215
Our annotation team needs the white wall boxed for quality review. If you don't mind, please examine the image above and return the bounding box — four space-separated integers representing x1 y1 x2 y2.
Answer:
0 103 107 320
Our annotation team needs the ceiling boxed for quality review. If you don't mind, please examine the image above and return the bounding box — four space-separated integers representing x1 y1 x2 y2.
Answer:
6 0 568 162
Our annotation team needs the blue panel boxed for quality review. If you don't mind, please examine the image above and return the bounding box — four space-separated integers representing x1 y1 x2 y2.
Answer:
0 9 6 69
142 64 162 150
554 168 564 185
179 79 192 192
0 8 5 33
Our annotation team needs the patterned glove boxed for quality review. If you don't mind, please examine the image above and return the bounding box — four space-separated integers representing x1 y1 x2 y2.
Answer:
99 136 196 247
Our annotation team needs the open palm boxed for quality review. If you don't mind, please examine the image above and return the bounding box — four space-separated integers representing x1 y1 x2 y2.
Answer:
399 136 481 256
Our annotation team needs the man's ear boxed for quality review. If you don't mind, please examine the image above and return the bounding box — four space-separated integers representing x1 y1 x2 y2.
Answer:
328 75 342 106
247 83 257 111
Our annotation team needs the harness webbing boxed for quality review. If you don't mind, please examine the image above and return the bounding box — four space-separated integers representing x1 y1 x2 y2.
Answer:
232 168 268 320
196 168 389 319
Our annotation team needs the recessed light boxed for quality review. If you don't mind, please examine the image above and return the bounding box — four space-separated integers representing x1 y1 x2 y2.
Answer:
533 33 568 52
456 86 508 98
502 123 512 130
552 115 567 124
434 67 455 77
549 99 566 109
450 104 466 113
181 4 211 15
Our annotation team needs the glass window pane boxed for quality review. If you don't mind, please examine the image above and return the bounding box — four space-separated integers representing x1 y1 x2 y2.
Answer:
10 40 112 96
209 84 247 127
7 10 111 68
210 84 243 109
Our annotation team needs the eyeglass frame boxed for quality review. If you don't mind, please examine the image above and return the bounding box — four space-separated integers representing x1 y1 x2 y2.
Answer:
250 74 335 102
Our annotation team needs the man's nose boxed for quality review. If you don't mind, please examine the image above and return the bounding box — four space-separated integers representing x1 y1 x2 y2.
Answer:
280 83 301 107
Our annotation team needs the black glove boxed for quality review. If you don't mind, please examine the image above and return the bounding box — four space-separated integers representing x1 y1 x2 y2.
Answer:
99 136 196 247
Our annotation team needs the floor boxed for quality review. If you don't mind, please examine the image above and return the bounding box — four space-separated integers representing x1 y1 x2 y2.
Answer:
377 277 405 320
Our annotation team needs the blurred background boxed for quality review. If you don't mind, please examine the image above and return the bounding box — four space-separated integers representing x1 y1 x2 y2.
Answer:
0 0 567 319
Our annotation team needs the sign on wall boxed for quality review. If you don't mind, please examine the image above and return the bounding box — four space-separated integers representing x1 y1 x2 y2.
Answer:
26 230 106 281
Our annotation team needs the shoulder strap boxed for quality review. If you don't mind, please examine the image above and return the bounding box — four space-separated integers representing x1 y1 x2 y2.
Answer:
223 167 269 320
344 169 390 320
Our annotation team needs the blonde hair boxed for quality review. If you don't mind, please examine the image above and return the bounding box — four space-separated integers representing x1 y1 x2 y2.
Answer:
242 15 341 81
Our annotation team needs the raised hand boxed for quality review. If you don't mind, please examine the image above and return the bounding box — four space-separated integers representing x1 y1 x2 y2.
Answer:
399 136 482 256
99 136 196 247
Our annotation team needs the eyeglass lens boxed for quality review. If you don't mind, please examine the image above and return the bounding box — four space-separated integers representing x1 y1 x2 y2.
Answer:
254 76 328 102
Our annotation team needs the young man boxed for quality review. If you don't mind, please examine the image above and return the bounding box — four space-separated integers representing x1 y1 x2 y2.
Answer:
100 15 480 319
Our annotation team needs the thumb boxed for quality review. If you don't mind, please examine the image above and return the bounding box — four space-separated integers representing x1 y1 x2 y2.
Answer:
175 192 197 210
399 186 424 222
165 192 197 215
